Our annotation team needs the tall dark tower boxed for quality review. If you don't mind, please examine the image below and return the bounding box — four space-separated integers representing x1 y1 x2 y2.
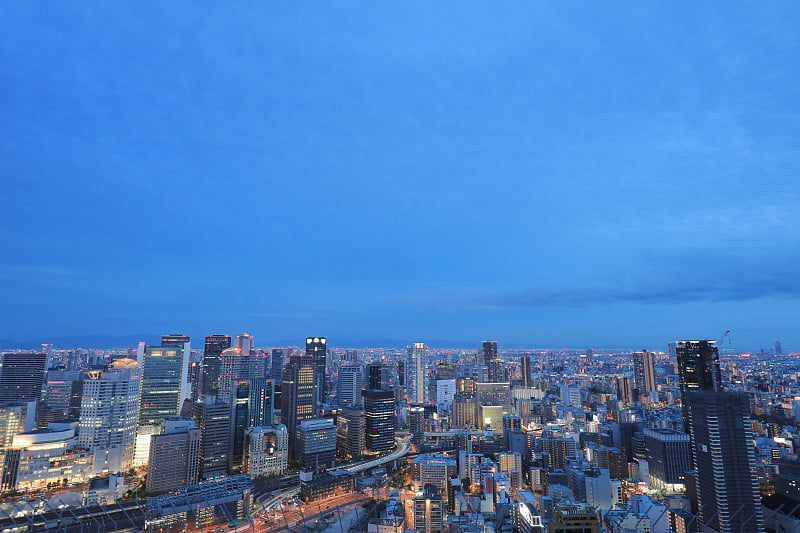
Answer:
202 334 231 395
676 340 721 431
686 390 762 533
483 340 500 382
482 340 498 365
368 363 383 390
306 337 327 411
271 348 284 385
0 352 48 403
281 354 316 461
520 355 532 388
364 363 394 453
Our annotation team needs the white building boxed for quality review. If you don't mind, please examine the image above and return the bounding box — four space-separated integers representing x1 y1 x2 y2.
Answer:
78 361 140 474
245 424 289 477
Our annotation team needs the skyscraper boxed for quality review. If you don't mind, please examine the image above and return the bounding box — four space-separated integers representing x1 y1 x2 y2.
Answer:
520 355 532 388
0 352 48 403
338 365 363 408
202 334 231 395
162 333 191 347
78 360 140 475
281 354 316 462
245 424 288 477
138 340 191 426
408 342 428 404
632 350 656 401
483 340 500 382
676 340 721 432
775 341 783 355
336 407 365 460
306 337 327 410
146 417 200 495
192 395 231 479
271 348 284 385
295 418 336 470
686 390 762 533
364 387 395 453
228 378 274 471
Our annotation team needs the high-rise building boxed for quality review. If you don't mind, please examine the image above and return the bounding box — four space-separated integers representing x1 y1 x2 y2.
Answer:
245 424 289 478
676 340 721 432
162 333 190 346
202 334 231 395
270 349 285 385
408 343 428 404
227 378 274 471
0 352 48 403
146 417 200 494
408 406 426 445
644 428 690 491
483 340 500 382
775 341 783 355
306 337 327 410
414 485 445 533
686 390 762 533
218 346 267 403
338 365 364 408
0 401 37 447
281 354 316 462
138 340 191 426
78 360 140 475
633 350 656 401
192 395 231 479
336 407 365 460
521 355 533 388
235 333 254 354
497 451 523 491
295 418 336 470
364 388 395 453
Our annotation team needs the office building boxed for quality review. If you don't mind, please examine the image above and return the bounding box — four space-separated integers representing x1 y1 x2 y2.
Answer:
338 365 364 408
271 348 284 385
306 337 328 410
483 340 499 382
633 350 656 401
78 361 140 474
193 395 231 479
245 424 289 478
475 382 511 410
0 401 37 447
0 352 48 403
408 406 426 445
414 485 445 533
644 428 690 491
295 418 336 470
336 407 365 460
687 390 762 533
235 333 254 354
408 342 428 404
676 340 721 430
162 333 190 346
226 378 273 471
281 354 316 462
202 334 231 395
365 388 395 452
775 341 783 356
146 417 201 494
138 340 191 426
218 344 268 403
521 355 533 389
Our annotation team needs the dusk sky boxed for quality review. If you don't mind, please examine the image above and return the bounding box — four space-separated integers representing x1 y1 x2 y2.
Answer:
2 3 798 350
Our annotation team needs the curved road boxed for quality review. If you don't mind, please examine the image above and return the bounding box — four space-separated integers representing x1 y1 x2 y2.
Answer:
257 435 410 515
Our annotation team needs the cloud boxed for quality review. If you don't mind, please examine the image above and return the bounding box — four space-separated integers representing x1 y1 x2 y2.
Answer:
412 249 800 310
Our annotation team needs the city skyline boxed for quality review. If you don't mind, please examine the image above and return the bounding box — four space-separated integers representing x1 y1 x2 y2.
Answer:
2 3 799 349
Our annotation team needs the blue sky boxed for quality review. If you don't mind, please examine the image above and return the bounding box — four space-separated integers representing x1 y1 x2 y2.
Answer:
1 3 798 350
